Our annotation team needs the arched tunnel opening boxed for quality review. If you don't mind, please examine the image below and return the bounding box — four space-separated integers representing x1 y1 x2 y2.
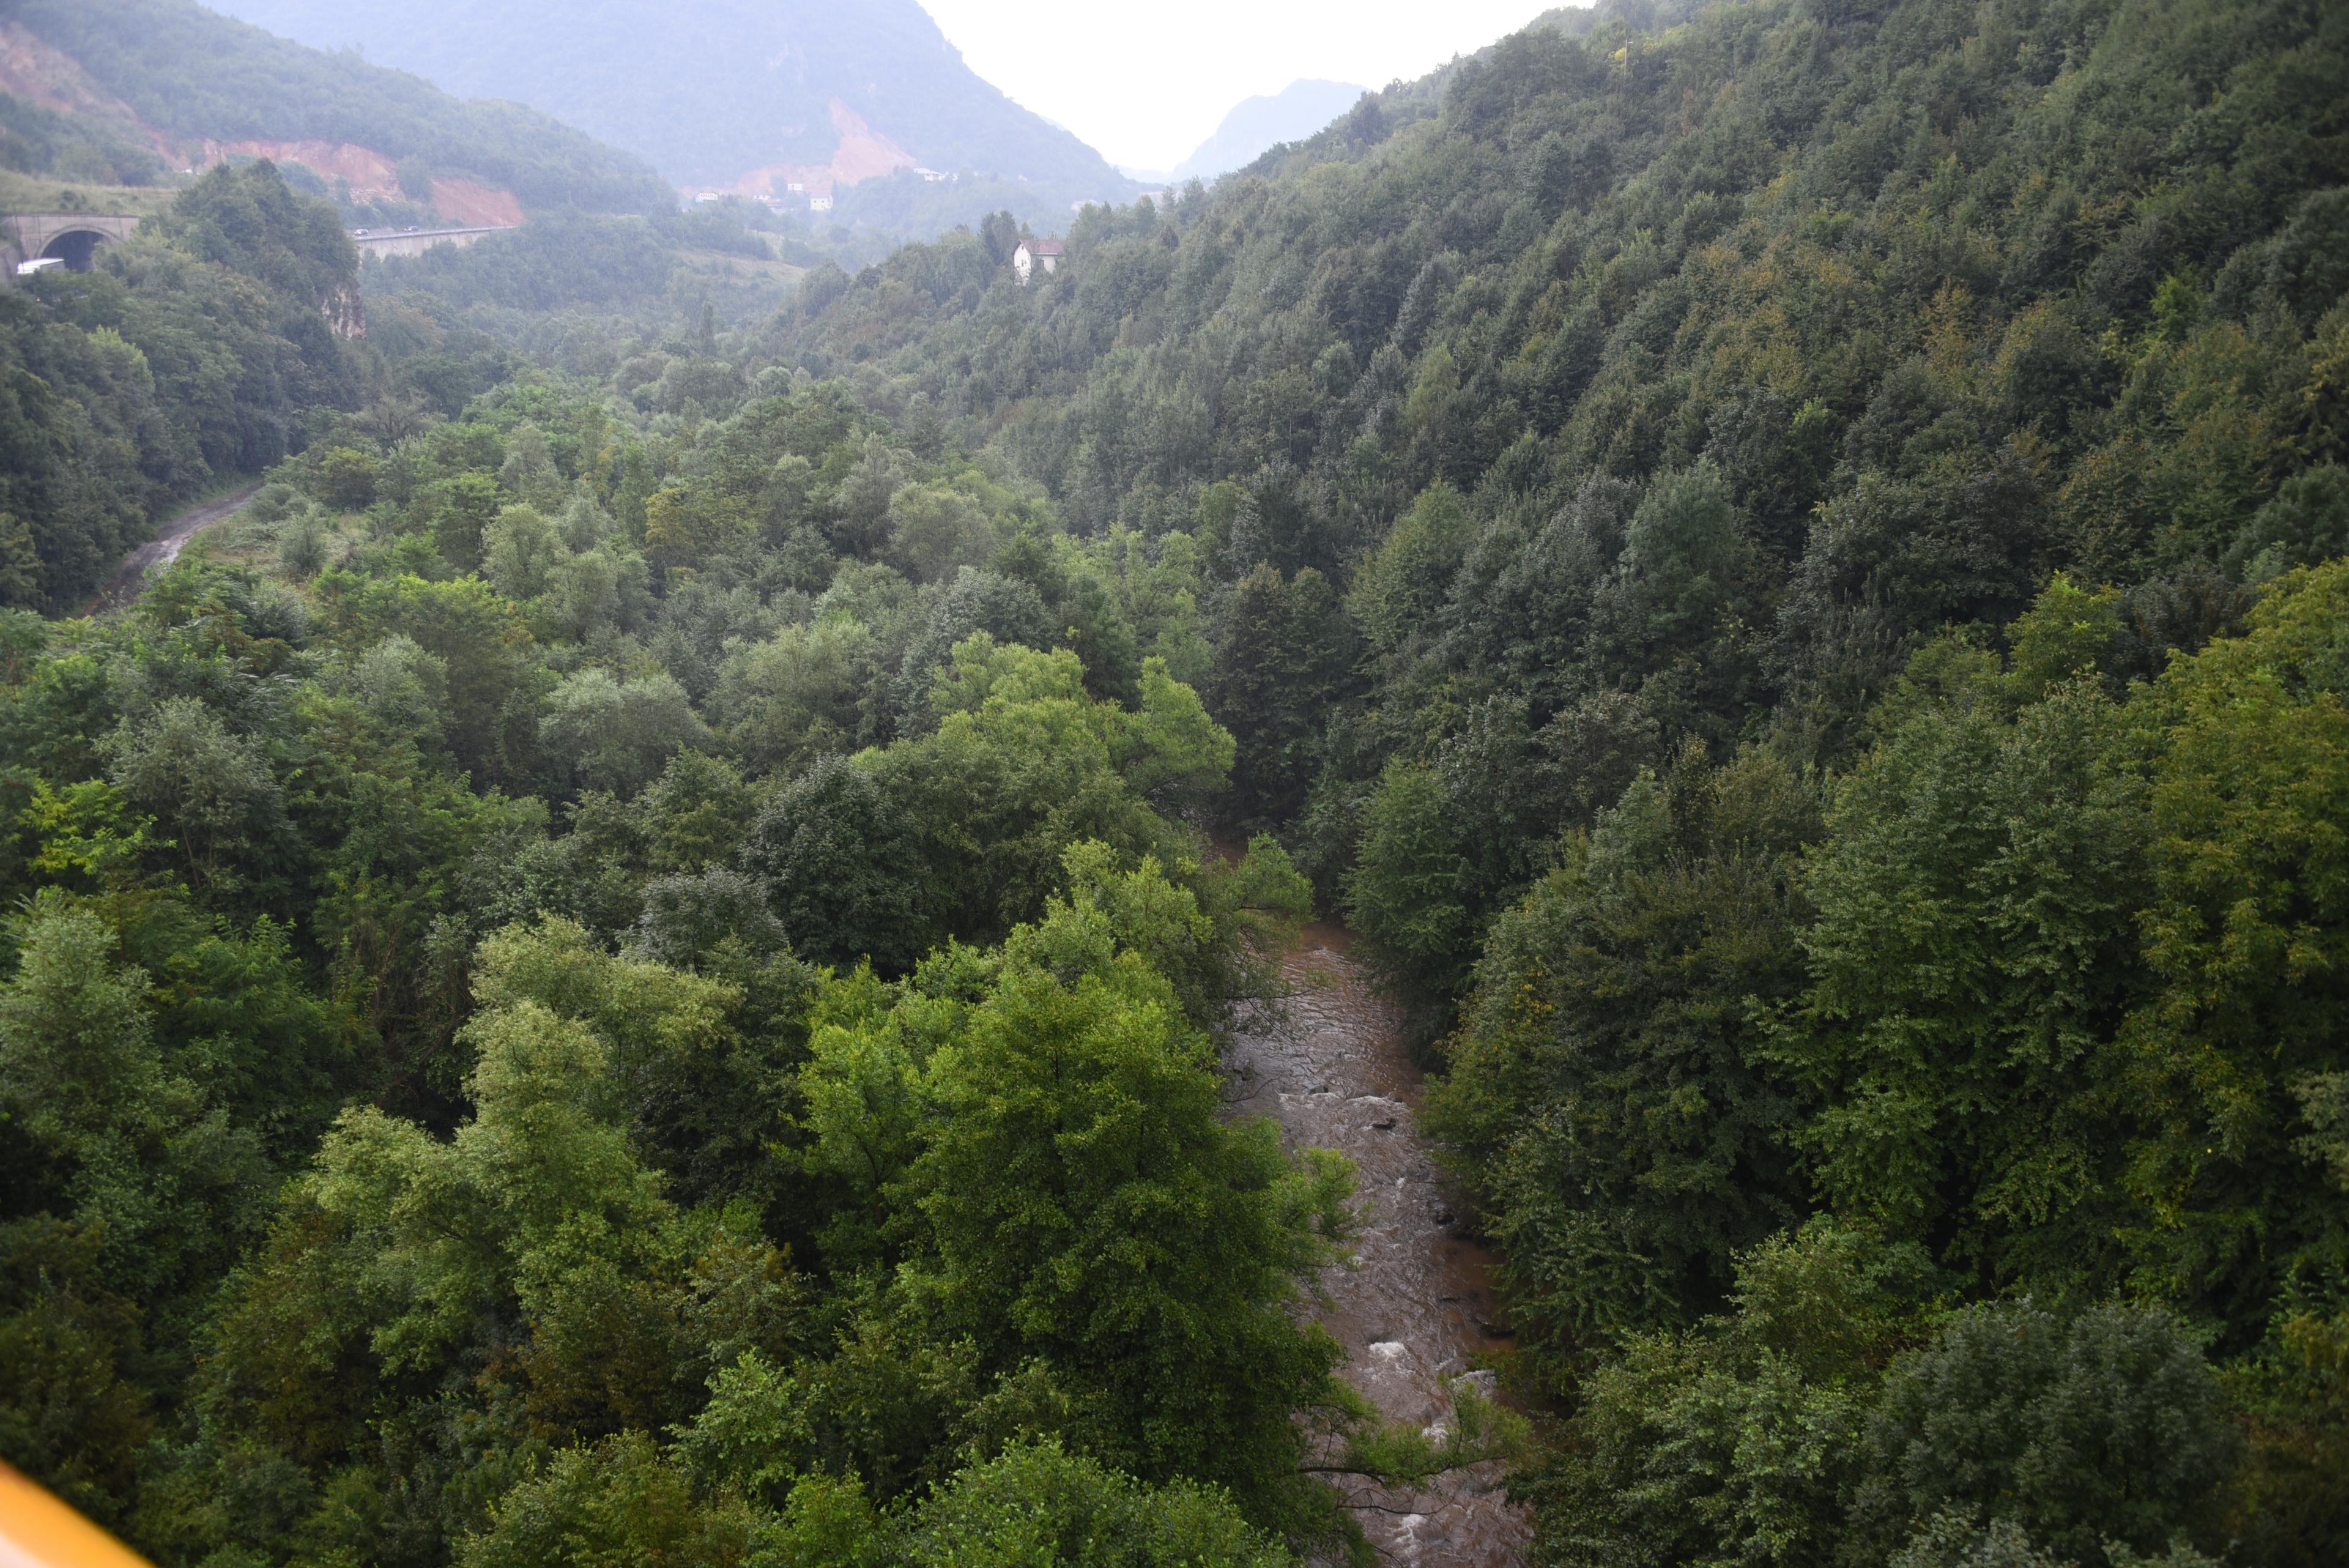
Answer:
38 229 107 272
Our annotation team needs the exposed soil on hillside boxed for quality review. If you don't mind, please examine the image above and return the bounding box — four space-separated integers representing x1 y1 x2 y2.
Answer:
0 21 160 146
198 139 524 226
0 25 524 228
697 97 917 201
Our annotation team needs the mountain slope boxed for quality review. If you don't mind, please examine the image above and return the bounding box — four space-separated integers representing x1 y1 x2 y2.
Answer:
749 4 2349 1554
4 0 671 218
200 0 1135 210
767 0 2348 961
1173 80 1367 182
0 159 360 609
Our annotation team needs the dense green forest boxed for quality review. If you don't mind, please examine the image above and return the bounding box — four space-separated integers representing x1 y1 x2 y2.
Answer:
2 155 1491 1568
356 199 823 354
0 160 360 612
4 0 2348 1564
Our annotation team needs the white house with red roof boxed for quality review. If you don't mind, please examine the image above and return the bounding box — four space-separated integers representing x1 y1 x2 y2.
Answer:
1012 237 1063 284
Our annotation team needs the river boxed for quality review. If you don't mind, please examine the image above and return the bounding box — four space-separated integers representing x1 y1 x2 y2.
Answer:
1230 922 1531 1566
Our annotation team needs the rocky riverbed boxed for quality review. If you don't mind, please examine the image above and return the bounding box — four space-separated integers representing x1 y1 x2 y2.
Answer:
1229 924 1530 1566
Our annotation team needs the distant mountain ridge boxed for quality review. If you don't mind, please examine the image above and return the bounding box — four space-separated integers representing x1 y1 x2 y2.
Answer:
3 0 672 219
1173 79 1368 182
199 0 1137 210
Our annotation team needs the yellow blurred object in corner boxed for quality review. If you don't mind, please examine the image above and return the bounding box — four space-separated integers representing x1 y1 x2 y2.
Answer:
0 1461 154 1568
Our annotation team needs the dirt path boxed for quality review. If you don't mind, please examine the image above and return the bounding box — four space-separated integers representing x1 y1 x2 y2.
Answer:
1231 926 1530 1566
88 483 261 612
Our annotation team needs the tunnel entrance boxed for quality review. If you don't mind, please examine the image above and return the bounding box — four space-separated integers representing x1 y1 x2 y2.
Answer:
39 229 107 271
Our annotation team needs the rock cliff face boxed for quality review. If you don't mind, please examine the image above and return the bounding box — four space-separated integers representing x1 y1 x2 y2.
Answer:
322 278 364 340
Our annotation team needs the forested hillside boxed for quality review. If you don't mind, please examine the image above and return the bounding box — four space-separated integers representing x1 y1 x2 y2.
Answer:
1 220 1520 1559
1 161 358 611
202 0 1135 228
2 0 2347 1565
7 0 672 218
757 0 2349 1559
0 0 811 614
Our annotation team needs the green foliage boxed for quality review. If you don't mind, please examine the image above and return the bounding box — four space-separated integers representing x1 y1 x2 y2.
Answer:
467 916 808 1208
6 0 2349 1557
1856 1302 2233 1567
0 162 358 609
886 481 996 584
1343 759 1475 1006
458 1432 757 1568
540 668 713 797
2226 465 2349 580
1429 743 1818 1355
1603 461 1752 678
459 1435 1293 1568
102 694 291 899
1772 640 2150 1295
329 570 541 785
798 852 1355 1522
2119 560 2349 1330
0 91 164 185
2222 1309 2349 1567
0 1221 153 1534
863 634 1229 948
1206 563 1357 827
1350 481 1471 661
742 756 930 975
186 968 801 1562
1521 1221 2230 1568
0 896 273 1309
755 0 2349 899
145 161 358 309
890 1440 1292 1568
1520 1221 1934 1568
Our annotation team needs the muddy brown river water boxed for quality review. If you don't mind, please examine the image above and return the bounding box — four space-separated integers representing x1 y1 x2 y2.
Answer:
1228 923 1531 1566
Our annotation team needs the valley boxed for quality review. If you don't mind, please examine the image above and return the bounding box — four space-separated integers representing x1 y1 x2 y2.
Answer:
1 2 2346 1566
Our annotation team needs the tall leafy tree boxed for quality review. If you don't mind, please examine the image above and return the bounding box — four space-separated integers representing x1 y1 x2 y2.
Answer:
2119 560 2349 1333
1429 743 1818 1353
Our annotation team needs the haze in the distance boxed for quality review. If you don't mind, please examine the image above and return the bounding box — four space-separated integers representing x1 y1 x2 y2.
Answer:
918 0 1550 172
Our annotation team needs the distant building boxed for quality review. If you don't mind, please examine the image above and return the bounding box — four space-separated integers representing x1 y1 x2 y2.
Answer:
809 194 833 212
1012 237 1063 284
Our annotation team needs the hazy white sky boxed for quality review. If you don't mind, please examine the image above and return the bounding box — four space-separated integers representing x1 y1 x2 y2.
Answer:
916 1 1561 173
